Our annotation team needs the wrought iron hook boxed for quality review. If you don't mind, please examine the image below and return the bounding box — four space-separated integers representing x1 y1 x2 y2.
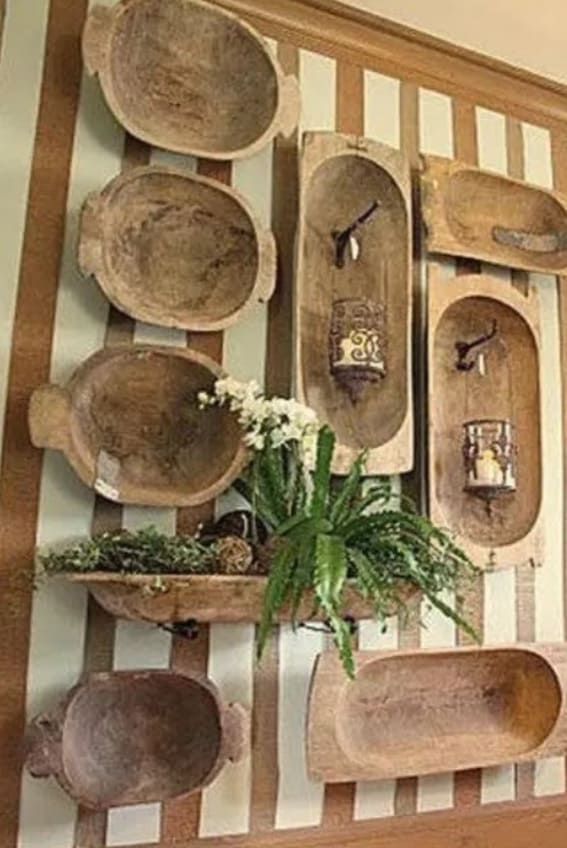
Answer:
455 320 499 371
332 200 381 268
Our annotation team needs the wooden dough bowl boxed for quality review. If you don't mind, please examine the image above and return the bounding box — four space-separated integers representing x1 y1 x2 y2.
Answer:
82 0 300 160
295 132 413 476
308 645 567 782
63 572 418 624
28 346 248 507
25 670 248 808
422 154 567 274
428 272 543 570
79 166 276 331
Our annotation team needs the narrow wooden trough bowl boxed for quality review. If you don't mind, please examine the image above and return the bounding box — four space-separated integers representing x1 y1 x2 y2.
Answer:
295 132 413 475
28 346 248 507
428 272 543 570
79 166 276 331
63 573 418 624
25 670 249 808
422 155 567 274
82 0 300 159
307 645 567 782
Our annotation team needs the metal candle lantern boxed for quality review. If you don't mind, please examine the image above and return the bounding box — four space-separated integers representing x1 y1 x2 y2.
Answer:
329 298 387 402
462 418 517 512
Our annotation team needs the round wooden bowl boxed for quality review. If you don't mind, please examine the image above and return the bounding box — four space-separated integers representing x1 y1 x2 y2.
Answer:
79 166 276 331
82 0 300 159
28 346 249 507
25 671 249 809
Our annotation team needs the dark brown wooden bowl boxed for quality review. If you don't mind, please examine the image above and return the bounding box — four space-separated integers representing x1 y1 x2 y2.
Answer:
25 671 248 808
29 346 248 507
79 166 276 331
82 0 300 159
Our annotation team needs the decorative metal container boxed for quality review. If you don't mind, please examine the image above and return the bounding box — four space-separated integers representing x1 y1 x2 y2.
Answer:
463 418 517 510
329 297 387 401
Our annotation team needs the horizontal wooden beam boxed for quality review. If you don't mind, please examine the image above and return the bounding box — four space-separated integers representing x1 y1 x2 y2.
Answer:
125 795 567 848
212 0 567 130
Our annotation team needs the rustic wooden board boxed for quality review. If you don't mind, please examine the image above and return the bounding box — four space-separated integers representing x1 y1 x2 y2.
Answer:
422 154 567 274
295 131 413 475
428 271 544 571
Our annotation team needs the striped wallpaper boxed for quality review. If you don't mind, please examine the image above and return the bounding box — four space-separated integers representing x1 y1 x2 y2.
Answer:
0 1 565 847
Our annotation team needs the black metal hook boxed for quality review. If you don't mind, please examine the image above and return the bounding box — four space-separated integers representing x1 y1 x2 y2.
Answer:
332 200 381 268
455 320 499 371
158 619 200 640
298 616 358 636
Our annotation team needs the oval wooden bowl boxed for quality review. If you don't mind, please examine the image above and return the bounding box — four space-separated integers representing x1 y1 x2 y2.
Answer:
82 0 300 159
308 645 566 782
428 272 543 570
25 670 249 809
79 166 276 331
63 572 419 624
28 346 248 507
295 132 413 476
422 154 567 274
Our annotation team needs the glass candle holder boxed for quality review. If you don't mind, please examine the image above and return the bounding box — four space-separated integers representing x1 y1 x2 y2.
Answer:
462 418 517 508
328 298 387 401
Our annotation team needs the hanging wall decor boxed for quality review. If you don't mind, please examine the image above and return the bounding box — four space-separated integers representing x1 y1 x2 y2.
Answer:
79 165 276 331
25 670 248 808
28 346 248 507
428 271 543 570
422 154 567 274
307 645 567 782
82 0 300 160
295 132 413 475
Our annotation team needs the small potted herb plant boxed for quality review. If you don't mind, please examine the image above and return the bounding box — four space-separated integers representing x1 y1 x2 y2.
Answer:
40 379 478 677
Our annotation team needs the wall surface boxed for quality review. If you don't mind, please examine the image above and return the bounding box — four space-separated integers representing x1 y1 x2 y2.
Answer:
341 0 567 85
0 1 566 848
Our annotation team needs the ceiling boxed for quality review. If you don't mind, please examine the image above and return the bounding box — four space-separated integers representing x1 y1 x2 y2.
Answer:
339 0 567 85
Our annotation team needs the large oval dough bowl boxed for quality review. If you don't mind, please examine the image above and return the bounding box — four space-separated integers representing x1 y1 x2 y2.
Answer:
82 0 300 159
25 671 248 808
79 166 276 331
28 346 248 507
308 646 565 782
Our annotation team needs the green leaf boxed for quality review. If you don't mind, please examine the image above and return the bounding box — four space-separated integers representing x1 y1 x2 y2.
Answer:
329 451 366 527
314 533 347 606
257 541 297 660
310 426 336 519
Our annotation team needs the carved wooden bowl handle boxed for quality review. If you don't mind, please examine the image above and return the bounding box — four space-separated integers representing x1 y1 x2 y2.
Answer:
256 230 277 303
82 5 113 76
78 193 105 278
25 714 61 779
223 702 250 764
28 384 71 451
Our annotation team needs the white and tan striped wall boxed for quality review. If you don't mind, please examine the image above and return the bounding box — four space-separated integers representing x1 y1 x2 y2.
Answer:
0 1 566 847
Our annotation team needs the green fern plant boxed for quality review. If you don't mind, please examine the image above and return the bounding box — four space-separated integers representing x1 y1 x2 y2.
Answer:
236 425 479 679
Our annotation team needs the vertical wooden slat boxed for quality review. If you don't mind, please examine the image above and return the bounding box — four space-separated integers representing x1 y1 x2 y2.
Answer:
550 127 567 794
0 2 87 844
321 58 364 830
248 41 299 835
394 79 421 818
451 98 484 811
74 134 148 848
0 0 6 57
505 115 536 802
160 158 231 843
